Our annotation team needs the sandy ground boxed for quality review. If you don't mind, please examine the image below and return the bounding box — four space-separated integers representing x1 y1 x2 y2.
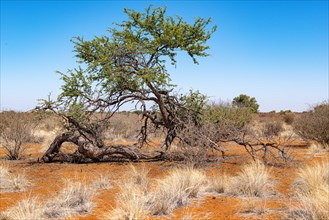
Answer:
0 141 328 220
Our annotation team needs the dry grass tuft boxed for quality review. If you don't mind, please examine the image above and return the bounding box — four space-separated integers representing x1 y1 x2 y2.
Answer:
0 165 31 192
105 166 208 218
149 168 207 215
3 197 45 220
239 198 268 215
291 161 329 220
44 180 95 219
104 165 151 220
308 143 327 155
226 160 271 197
125 164 150 193
207 172 229 194
105 182 151 220
179 208 212 220
92 175 112 190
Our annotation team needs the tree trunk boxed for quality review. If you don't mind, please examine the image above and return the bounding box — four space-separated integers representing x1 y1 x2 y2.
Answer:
41 131 164 163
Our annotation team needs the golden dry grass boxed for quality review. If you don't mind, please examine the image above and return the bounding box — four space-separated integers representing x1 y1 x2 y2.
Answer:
44 180 95 219
0 165 31 192
2 197 45 220
226 160 271 197
150 168 208 215
104 165 151 220
291 161 329 220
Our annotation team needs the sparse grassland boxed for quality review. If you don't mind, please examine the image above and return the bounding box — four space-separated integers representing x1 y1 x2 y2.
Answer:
0 110 328 219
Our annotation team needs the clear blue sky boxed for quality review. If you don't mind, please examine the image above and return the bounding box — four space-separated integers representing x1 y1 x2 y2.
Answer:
1 1 328 112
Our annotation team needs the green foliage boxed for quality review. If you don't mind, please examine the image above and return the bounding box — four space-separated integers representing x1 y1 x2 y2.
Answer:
205 102 252 129
178 90 208 124
38 5 216 131
232 94 259 113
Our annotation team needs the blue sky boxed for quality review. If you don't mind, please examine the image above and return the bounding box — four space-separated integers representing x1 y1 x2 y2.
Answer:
1 1 328 112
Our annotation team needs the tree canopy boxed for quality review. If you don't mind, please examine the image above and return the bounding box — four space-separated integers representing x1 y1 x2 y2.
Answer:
232 94 259 113
38 5 217 162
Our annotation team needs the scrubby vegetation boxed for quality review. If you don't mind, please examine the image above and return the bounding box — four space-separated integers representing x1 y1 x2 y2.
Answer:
293 102 329 149
0 5 328 220
0 111 39 160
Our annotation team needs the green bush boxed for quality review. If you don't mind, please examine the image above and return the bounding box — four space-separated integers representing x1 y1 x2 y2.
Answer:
232 94 259 113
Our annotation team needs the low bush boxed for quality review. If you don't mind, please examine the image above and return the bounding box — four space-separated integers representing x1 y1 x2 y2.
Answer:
293 102 329 147
281 112 295 125
262 120 284 138
0 111 38 160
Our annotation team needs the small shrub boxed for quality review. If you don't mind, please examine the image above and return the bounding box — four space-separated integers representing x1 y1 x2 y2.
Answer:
0 111 38 160
291 162 329 220
281 112 295 125
226 161 271 197
262 120 284 138
293 102 329 147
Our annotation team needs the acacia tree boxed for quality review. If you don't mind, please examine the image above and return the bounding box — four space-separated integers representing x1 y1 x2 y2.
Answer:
232 94 259 113
38 6 217 162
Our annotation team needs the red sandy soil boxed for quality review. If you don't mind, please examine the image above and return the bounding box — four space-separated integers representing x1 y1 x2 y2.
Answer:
0 141 328 220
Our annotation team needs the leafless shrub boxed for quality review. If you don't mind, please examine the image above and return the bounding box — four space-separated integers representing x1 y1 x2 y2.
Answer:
226 160 271 197
262 120 284 138
0 165 31 192
290 162 329 220
44 180 94 219
172 102 252 166
281 112 295 125
3 197 45 220
0 111 38 160
293 102 329 148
